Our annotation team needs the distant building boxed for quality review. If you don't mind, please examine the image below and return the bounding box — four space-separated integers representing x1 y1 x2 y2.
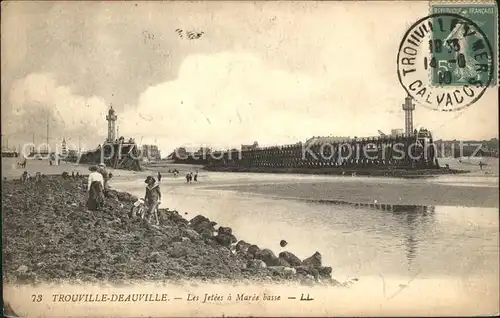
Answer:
391 129 404 137
1 150 18 158
141 144 161 160
61 138 68 156
241 141 259 151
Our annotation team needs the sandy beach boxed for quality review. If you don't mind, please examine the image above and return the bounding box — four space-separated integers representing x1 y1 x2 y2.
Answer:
3 157 499 316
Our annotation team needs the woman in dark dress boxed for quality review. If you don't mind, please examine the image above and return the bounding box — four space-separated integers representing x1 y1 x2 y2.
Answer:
87 165 105 211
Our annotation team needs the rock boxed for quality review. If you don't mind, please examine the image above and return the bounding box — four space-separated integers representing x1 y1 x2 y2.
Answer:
300 274 315 286
247 259 266 269
279 251 302 266
235 240 251 254
106 219 121 226
276 258 290 267
214 234 233 247
192 220 217 234
181 228 202 242
284 267 296 276
147 252 161 263
181 237 190 243
256 249 280 266
107 191 118 200
302 251 322 267
247 245 260 258
199 228 213 240
280 240 288 247
309 268 319 279
168 242 187 258
189 215 217 233
189 215 207 227
267 266 296 277
217 226 232 235
169 211 189 225
295 265 319 277
171 235 182 243
16 265 28 274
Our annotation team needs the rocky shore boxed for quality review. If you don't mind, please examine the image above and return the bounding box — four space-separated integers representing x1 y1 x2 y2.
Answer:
2 175 350 287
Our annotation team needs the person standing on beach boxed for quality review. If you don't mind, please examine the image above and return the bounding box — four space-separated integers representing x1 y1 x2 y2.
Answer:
157 171 162 182
87 165 104 211
194 171 198 182
144 176 161 225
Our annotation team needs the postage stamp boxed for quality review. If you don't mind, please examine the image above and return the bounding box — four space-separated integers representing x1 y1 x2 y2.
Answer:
430 1 498 86
397 11 495 112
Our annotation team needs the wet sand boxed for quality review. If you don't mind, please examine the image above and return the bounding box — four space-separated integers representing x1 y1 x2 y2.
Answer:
3 157 498 315
4 158 498 209
204 178 499 208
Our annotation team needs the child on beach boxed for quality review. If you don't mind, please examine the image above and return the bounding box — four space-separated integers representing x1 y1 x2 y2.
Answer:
144 176 161 225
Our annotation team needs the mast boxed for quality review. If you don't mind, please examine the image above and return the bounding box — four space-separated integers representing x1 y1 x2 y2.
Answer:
46 110 50 152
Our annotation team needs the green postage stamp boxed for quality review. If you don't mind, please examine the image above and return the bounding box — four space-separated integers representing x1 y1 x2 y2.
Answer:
430 1 498 86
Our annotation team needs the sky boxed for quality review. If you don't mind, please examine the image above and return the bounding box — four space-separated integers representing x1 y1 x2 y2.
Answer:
1 1 498 154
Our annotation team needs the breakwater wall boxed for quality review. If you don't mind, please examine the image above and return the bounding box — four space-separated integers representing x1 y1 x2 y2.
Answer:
209 134 438 169
201 130 464 176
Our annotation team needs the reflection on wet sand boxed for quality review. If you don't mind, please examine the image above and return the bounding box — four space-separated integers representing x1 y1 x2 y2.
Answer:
302 198 435 213
303 199 437 273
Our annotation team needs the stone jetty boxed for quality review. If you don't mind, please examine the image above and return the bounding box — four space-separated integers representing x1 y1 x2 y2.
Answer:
2 175 351 286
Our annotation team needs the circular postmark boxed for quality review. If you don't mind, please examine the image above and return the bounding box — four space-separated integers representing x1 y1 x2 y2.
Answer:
397 13 494 112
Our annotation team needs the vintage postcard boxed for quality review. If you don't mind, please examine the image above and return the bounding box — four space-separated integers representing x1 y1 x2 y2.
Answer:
1 0 498 316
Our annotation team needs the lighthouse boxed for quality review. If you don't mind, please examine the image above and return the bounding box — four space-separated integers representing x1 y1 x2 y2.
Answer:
106 106 117 142
61 138 67 156
402 95 415 136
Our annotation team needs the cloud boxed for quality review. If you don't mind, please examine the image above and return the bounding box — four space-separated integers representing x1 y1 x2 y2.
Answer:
5 73 109 148
119 52 325 151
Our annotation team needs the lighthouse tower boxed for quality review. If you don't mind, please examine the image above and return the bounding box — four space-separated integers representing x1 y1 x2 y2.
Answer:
402 95 415 136
106 106 117 142
61 138 67 156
